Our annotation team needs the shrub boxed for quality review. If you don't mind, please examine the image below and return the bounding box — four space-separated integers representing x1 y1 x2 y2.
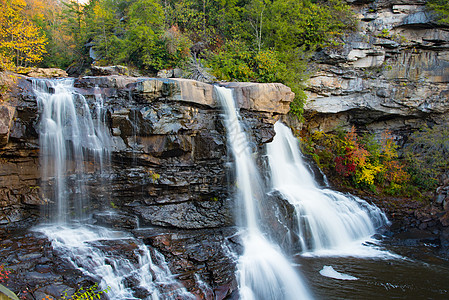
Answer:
404 123 449 191
304 126 411 194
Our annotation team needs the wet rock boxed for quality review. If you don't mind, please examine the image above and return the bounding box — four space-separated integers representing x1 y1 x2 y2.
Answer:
134 199 233 229
139 227 240 299
35 264 52 273
92 212 139 229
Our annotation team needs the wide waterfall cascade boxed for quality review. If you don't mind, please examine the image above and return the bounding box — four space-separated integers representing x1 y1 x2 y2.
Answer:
38 225 195 300
267 122 389 255
215 86 313 300
33 79 195 300
33 78 111 223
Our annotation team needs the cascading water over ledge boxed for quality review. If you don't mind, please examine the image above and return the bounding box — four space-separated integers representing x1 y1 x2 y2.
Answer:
267 122 390 256
36 224 195 300
32 78 195 300
215 86 313 300
33 78 111 223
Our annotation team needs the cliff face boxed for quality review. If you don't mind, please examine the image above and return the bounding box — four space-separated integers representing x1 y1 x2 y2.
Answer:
0 76 293 298
304 0 449 141
302 0 449 256
0 76 293 229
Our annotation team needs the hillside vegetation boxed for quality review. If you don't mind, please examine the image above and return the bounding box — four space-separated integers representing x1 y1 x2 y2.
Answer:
0 0 356 117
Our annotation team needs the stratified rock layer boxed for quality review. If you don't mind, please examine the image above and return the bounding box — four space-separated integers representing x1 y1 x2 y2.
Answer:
303 0 449 141
0 76 293 229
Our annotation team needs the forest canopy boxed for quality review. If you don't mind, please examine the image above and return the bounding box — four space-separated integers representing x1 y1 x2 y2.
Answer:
1 0 356 117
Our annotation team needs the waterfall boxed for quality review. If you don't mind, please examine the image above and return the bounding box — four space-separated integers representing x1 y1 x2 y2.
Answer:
38 225 194 300
33 79 194 300
215 86 313 300
34 78 110 222
267 122 389 255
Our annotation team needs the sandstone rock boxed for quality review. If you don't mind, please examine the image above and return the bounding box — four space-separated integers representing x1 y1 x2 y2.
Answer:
90 65 138 76
157 69 174 78
219 81 294 114
303 0 449 143
25 68 68 78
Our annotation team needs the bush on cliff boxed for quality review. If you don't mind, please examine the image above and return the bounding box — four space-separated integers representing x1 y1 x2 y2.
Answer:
302 127 414 197
427 0 449 24
404 124 449 192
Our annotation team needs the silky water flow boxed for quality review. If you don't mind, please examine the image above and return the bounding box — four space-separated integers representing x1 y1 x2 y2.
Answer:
33 78 194 300
215 86 313 300
267 122 389 256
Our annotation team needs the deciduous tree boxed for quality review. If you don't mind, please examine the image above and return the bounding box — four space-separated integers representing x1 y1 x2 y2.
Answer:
0 0 47 69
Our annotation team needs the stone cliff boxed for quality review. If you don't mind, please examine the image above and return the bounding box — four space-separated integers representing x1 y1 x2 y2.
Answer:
0 75 293 298
303 0 449 141
301 0 449 257
0 76 293 229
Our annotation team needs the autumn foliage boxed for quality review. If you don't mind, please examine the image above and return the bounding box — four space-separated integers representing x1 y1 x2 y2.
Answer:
303 126 411 195
0 0 47 70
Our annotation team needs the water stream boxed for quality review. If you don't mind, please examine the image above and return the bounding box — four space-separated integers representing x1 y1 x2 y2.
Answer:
34 79 109 223
33 79 194 300
267 122 389 256
215 86 313 300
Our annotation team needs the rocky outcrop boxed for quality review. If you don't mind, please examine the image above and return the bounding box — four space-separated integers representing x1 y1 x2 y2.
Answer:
303 0 449 142
0 75 293 299
20 68 68 78
0 104 14 147
0 76 293 230
300 0 449 258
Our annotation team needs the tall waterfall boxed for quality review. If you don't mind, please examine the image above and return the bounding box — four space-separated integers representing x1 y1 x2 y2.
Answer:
34 79 110 223
33 79 194 300
267 122 389 255
215 86 313 300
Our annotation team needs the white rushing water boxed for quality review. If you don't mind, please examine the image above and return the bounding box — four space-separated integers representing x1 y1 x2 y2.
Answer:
34 79 110 222
215 86 313 300
319 266 358 281
34 79 194 300
38 225 194 300
267 122 389 256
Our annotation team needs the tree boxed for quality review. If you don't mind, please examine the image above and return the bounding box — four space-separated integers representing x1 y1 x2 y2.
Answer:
124 0 166 72
0 0 47 69
427 0 449 24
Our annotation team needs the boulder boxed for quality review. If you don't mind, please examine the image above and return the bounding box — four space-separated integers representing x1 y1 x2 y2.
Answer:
90 65 140 76
25 68 68 78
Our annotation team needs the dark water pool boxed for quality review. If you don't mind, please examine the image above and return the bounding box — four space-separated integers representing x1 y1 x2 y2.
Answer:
297 244 449 299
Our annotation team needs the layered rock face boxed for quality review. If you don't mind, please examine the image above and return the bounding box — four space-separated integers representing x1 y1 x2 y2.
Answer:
0 76 293 229
304 0 449 141
0 76 293 298
302 0 449 257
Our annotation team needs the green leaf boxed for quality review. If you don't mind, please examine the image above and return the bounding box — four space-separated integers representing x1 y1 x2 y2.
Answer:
0 283 20 300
